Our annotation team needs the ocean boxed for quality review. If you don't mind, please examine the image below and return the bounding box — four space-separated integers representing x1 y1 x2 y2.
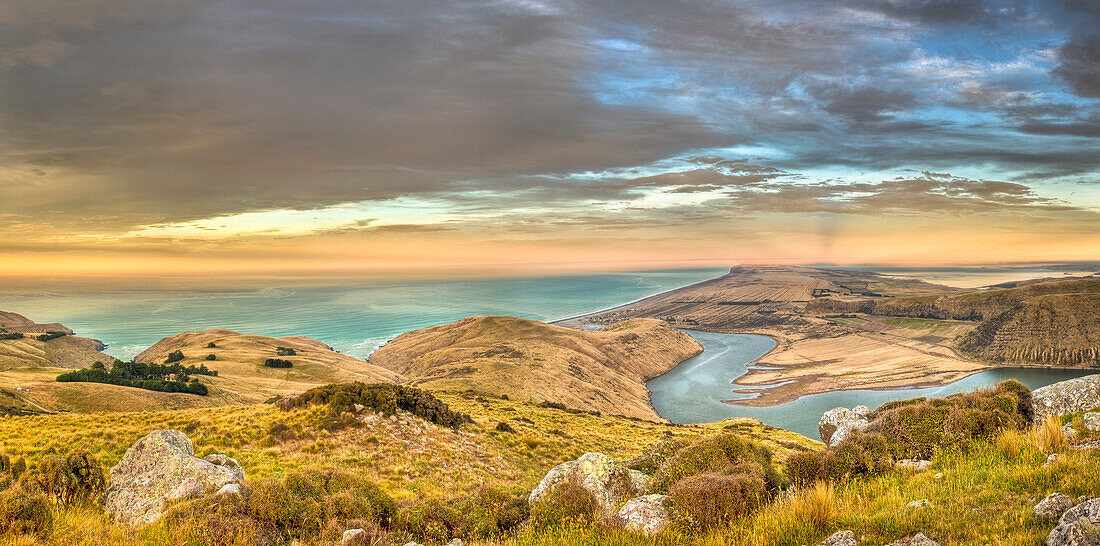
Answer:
0 268 728 361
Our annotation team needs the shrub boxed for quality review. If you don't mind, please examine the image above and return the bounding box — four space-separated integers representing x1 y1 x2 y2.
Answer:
0 487 53 538
37 332 66 342
395 486 528 541
205 354 217 361
996 428 1028 459
528 482 597 529
649 433 781 493
20 452 107 506
206 342 217 348
796 380 1032 482
0 332 24 340
248 470 395 541
264 358 293 368
278 383 471 430
165 350 185 363
276 347 297 356
785 450 823 487
162 491 273 546
669 471 768 529
186 380 209 396
495 421 516 433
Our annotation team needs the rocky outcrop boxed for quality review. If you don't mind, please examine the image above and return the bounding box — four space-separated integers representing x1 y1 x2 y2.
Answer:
1047 498 1100 546
820 530 857 546
1035 493 1075 518
896 459 932 471
529 452 645 519
105 430 246 526
1083 413 1100 432
616 494 670 536
1032 375 1100 423
819 405 870 446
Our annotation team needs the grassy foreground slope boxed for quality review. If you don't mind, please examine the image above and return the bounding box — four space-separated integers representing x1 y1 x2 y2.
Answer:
369 316 703 420
0 385 1099 545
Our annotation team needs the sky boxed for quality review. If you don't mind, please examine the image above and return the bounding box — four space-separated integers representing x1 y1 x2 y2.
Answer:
1 0 1099 279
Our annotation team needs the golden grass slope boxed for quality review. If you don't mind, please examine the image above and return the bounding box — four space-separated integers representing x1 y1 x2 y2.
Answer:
956 293 1100 365
368 316 703 420
135 329 402 405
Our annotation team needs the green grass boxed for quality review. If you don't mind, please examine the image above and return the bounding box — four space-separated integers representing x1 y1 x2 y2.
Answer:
881 317 956 333
1 390 1095 545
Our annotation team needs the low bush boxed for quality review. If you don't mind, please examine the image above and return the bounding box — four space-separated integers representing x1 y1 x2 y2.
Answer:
205 354 217 361
37 332 66 342
528 482 597 529
495 421 516 433
669 471 769 529
19 451 107 506
0 487 53 538
0 332 24 340
394 489 528 543
165 350 185 363
791 380 1033 484
264 358 293 368
206 342 217 348
648 433 781 493
276 347 297 356
278 383 471 429
247 470 395 541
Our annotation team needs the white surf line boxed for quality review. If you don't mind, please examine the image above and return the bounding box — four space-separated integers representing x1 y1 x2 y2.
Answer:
550 269 730 324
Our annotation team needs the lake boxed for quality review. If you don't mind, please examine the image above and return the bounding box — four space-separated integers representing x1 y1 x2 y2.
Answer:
647 330 1098 439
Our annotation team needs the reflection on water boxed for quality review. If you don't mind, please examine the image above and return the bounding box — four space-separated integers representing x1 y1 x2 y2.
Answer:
647 330 1097 439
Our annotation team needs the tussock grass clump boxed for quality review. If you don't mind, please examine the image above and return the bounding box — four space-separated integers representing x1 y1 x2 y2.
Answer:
277 382 472 430
784 481 836 530
1034 415 1069 455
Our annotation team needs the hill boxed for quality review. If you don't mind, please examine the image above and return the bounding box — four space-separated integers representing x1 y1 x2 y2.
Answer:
810 277 1100 367
135 329 402 405
0 311 105 372
955 293 1100 365
368 316 702 420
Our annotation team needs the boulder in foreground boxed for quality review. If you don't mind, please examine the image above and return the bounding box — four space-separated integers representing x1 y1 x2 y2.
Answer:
616 494 670 536
528 452 645 520
1047 498 1100 546
1032 375 1100 423
819 405 869 446
105 429 245 526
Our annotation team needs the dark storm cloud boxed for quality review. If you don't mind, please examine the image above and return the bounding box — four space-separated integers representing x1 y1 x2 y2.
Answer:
0 0 1097 239
1054 33 1100 98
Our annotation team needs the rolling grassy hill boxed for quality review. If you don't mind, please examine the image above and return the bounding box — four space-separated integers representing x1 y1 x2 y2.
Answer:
368 316 703 420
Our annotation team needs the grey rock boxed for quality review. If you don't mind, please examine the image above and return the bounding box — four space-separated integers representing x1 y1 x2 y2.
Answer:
341 528 366 546
888 533 939 546
1046 454 1064 467
402 543 424 546
1084 413 1100 432
896 459 932 471
617 494 670 536
105 430 246 527
820 405 870 446
819 530 857 546
1032 375 1100 423
1036 493 1075 518
1065 425 1080 440
907 499 931 509
1047 498 1100 545
628 469 650 493
529 452 645 519
445 539 465 546
216 483 241 497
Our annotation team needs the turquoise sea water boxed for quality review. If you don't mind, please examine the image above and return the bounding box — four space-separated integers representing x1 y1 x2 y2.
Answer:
0 268 728 361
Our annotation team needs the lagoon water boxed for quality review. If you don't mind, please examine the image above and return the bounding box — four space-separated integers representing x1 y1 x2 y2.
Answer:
649 330 1098 439
0 268 727 361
